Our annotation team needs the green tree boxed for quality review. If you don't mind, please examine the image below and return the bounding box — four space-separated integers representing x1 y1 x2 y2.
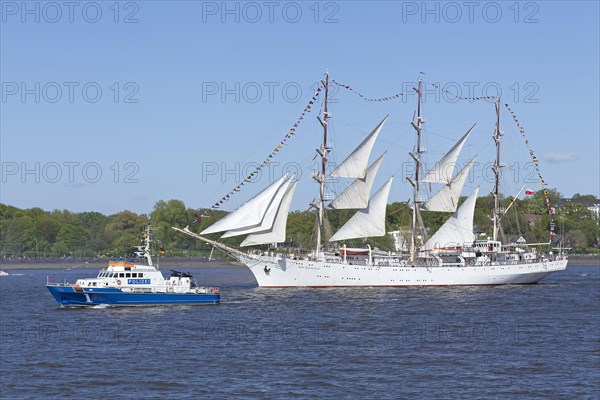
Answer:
150 199 191 249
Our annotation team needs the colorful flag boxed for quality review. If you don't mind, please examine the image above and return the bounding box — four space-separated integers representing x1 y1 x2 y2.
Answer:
525 188 535 197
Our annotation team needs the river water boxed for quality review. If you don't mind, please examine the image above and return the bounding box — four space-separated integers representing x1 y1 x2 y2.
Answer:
1 265 599 398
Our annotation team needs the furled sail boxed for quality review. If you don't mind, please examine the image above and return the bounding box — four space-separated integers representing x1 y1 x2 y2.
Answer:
241 182 298 247
423 187 479 250
329 153 386 210
422 157 476 212
330 116 388 179
201 174 288 235
329 177 393 242
422 124 475 183
221 176 293 238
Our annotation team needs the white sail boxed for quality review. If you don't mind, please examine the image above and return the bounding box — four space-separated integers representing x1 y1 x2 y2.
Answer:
422 157 476 212
329 177 393 242
424 187 479 250
221 176 293 238
241 182 297 247
330 116 388 179
422 124 475 183
329 153 386 210
201 174 288 235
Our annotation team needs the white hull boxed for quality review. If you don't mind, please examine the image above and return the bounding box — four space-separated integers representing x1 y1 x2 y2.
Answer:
242 256 568 287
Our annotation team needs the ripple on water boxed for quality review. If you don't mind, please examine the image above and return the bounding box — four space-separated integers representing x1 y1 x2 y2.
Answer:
0 265 598 398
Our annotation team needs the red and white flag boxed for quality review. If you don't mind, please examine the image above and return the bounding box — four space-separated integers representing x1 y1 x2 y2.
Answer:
525 188 535 197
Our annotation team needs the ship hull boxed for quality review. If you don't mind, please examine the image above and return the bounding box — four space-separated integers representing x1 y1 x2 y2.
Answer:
243 256 568 287
47 285 220 307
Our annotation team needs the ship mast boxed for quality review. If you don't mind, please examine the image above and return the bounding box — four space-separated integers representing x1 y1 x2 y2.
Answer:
492 96 502 241
408 78 424 263
314 70 330 259
135 226 154 266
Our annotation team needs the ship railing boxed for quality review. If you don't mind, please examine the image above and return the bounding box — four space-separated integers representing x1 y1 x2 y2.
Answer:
438 262 464 267
46 276 71 286
46 282 70 287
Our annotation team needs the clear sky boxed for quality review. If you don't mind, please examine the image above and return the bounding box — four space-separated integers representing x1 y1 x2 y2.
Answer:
1 0 599 215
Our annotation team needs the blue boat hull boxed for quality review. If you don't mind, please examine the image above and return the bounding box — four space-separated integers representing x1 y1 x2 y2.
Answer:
47 285 220 307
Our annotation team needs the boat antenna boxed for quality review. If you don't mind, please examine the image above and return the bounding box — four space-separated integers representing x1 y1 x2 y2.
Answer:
314 69 330 260
145 225 154 267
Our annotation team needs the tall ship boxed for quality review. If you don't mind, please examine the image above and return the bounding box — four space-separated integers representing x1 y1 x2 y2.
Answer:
47 226 220 306
176 72 568 287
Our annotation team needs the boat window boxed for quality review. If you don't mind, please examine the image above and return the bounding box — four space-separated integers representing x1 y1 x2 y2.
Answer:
126 273 131 278
139 273 144 277
133 273 139 278
119 273 125 278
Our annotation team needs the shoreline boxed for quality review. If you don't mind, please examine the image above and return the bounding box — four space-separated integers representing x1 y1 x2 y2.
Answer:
0 255 597 270
0 257 246 270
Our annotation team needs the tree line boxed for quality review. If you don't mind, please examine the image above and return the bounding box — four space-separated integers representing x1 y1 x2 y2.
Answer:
1 189 598 260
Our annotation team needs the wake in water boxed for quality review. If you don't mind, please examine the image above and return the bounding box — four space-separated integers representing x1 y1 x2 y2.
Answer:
91 304 112 309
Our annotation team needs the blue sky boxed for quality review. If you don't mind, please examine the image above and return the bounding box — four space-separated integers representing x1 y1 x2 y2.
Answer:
1 0 599 215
